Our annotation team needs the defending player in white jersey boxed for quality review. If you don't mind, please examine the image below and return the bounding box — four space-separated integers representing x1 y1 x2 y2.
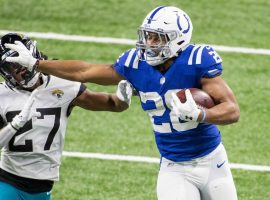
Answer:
5 6 240 200
0 33 132 200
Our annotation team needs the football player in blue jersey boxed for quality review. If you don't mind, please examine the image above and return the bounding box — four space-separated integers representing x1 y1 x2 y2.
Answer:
0 33 132 200
5 6 240 200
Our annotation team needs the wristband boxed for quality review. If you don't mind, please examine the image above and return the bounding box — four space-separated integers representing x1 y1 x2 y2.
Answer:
200 108 206 123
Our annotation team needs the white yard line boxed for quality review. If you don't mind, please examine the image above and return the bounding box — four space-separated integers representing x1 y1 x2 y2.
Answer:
1 30 270 56
63 151 270 172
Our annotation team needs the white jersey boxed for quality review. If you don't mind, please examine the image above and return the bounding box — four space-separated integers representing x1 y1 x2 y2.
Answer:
0 75 84 181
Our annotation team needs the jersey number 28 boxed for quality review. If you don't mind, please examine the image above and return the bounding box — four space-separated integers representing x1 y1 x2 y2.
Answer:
139 90 198 133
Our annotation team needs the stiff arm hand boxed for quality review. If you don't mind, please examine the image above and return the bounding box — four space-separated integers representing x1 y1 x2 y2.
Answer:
4 41 38 71
0 89 41 148
116 80 133 105
171 89 202 122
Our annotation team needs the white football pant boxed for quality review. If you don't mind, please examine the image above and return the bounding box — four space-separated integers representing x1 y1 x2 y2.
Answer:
157 144 238 200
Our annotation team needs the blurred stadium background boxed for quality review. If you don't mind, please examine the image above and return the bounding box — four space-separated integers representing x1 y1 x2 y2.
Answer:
0 0 270 199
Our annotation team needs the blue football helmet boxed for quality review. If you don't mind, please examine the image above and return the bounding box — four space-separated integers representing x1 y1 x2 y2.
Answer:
136 6 193 66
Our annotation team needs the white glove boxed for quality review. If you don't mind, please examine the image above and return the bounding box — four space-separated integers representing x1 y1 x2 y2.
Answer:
171 89 201 122
116 80 133 105
4 41 38 71
10 89 41 130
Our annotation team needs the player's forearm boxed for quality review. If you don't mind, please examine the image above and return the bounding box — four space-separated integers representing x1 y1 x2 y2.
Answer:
38 60 91 82
93 94 129 112
204 102 240 125
110 94 129 112
75 91 129 112
38 60 122 85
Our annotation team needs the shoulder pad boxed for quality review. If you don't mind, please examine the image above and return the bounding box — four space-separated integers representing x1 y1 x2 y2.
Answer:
114 48 140 69
187 45 222 68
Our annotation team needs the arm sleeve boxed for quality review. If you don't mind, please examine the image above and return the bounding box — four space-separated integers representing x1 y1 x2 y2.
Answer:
198 46 223 78
67 83 87 117
76 83 87 98
201 63 223 78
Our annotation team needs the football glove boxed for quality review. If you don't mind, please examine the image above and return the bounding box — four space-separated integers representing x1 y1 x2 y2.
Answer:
116 80 133 106
171 89 201 122
5 41 38 71
11 89 41 130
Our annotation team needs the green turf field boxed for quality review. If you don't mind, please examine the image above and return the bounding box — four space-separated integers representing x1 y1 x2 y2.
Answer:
0 0 270 199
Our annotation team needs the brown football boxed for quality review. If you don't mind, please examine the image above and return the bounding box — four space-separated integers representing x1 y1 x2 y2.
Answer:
176 88 215 109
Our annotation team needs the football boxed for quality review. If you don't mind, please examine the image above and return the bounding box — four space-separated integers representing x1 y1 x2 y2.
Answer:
176 88 215 109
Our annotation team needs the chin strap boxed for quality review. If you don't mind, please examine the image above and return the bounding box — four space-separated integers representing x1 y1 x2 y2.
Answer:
21 72 41 89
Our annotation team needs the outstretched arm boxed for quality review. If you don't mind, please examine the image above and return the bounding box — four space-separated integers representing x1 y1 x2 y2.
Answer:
5 41 124 85
38 60 124 85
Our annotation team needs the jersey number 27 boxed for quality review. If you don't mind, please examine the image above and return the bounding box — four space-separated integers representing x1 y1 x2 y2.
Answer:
6 107 61 152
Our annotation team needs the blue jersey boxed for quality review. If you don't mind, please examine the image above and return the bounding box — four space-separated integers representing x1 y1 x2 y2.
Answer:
114 44 223 162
